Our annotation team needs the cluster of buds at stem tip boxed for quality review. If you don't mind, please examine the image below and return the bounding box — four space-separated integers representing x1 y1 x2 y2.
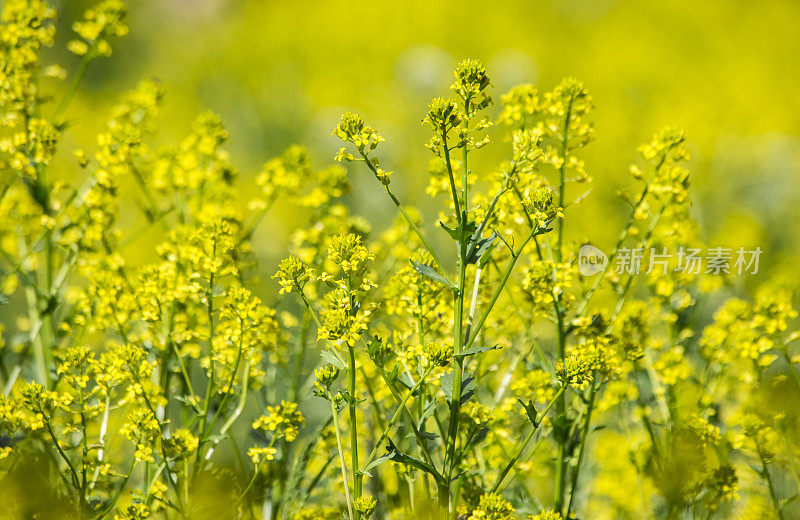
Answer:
272 255 313 295
333 112 391 185
451 58 493 116
313 364 340 398
522 185 562 227
352 496 377 519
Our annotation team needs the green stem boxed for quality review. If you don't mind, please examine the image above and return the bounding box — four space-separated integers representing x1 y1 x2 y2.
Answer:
441 131 462 224
444 233 467 515
491 386 565 492
374 366 438 473
357 150 451 284
361 368 433 472
566 382 598 516
553 95 574 517
464 222 547 350
201 322 245 455
39 408 81 490
348 344 362 513
53 48 95 124
329 393 356 520
758 450 786 520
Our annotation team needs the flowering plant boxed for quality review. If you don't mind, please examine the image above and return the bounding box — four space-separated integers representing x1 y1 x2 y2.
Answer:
1 2 799 520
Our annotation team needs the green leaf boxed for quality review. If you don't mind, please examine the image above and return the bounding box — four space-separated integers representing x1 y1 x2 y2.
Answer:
361 452 394 477
455 344 502 360
440 372 476 405
320 350 346 370
439 216 477 244
517 398 539 427
386 440 442 483
781 493 800 508
410 260 454 290
466 231 498 266
420 400 438 424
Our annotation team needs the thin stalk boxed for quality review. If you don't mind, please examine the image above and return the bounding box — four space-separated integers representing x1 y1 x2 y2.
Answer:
348 344 362 511
566 382 599 516
374 365 438 472
554 94 574 516
554 310 568 514
329 394 356 520
441 131 462 224
491 386 565 492
39 409 81 490
464 222 548 350
97 462 137 520
52 47 96 124
357 150 450 283
443 236 467 515
289 311 311 402
205 360 251 461
757 450 786 520
232 436 277 512
201 322 245 454
194 246 217 472
574 147 673 317
361 367 433 471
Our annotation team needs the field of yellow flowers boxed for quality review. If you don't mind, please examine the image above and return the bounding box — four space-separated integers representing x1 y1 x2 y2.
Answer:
2 2 800 520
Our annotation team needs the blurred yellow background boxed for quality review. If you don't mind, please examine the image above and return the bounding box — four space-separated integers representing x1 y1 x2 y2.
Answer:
49 0 800 282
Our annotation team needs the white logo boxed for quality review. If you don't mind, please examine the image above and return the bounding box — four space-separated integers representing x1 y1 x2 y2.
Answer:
578 244 608 276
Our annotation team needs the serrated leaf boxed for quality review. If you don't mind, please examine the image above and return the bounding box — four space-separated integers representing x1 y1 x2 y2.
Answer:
439 216 477 244
399 371 415 391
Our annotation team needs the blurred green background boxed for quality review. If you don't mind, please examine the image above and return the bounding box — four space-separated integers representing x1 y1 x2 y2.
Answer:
48 0 800 282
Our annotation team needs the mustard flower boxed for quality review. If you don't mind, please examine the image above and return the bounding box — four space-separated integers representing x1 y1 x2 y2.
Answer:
114 503 151 520
419 340 454 368
498 84 540 128
69 0 128 57
352 496 377 519
247 446 277 464
274 255 314 295
468 493 515 520
424 97 462 131
527 511 563 520
314 364 340 392
252 401 305 442
333 112 384 153
452 58 492 115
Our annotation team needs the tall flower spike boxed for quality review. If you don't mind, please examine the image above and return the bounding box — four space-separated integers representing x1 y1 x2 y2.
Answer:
452 59 492 115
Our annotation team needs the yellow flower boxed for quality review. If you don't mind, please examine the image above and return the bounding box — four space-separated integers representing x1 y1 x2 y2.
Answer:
247 446 277 464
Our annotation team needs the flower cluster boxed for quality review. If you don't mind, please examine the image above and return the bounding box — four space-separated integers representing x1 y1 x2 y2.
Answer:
252 401 306 443
2 7 800 520
68 0 128 57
